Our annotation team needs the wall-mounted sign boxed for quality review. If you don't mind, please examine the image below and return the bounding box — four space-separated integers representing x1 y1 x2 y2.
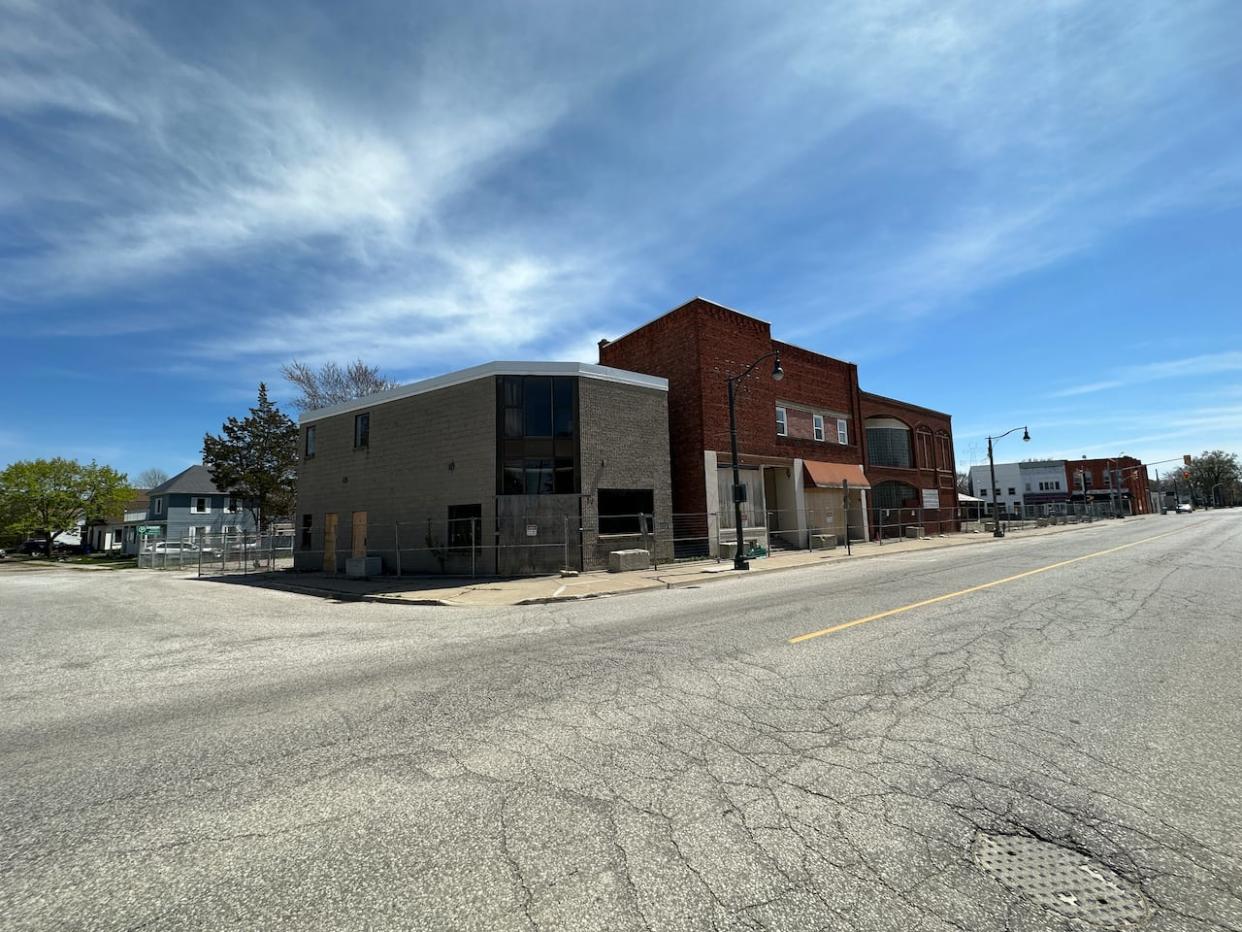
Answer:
525 525 538 537
921 489 940 509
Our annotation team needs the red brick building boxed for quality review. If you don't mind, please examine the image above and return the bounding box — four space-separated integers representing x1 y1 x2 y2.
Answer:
599 298 957 551
860 391 957 533
1064 456 1152 515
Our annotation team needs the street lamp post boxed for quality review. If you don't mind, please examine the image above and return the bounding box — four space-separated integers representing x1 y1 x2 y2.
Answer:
986 425 1030 539
726 350 784 570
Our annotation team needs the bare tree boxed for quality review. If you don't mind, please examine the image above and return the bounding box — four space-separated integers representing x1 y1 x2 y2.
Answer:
281 360 398 412
135 467 169 489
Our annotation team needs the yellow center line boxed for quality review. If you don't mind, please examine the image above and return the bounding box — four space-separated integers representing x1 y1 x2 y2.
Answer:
788 527 1189 645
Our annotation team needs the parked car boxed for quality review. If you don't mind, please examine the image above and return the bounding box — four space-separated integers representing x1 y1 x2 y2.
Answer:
148 542 199 558
0 548 8 560
1176 502 1193 513
18 539 51 555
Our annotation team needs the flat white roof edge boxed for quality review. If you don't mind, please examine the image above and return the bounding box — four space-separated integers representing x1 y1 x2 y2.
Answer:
300 361 668 423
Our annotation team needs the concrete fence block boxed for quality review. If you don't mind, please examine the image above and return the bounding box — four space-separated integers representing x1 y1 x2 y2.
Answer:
346 556 382 579
607 549 650 573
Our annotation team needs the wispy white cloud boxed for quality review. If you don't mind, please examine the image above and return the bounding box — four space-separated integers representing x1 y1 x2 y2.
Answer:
1052 351 1242 398
2 0 1239 383
1051 380 1126 398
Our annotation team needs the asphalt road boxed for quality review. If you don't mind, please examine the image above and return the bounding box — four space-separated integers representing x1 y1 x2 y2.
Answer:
2 512 1241 931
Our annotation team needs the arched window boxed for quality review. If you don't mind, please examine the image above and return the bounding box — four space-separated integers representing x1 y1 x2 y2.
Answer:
915 427 934 469
935 431 953 471
865 417 912 468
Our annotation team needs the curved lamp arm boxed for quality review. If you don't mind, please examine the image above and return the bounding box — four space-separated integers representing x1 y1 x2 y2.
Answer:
988 425 1030 443
728 351 783 386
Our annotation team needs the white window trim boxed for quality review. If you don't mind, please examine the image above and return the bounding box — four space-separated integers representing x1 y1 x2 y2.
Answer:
153 497 164 516
836 418 848 444
775 406 788 437
812 414 825 442
192 497 211 515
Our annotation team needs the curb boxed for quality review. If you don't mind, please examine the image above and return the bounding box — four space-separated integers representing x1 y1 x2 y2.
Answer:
203 516 1154 607
645 517 1151 592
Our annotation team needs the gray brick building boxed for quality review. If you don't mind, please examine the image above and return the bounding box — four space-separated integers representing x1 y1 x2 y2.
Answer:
293 362 672 575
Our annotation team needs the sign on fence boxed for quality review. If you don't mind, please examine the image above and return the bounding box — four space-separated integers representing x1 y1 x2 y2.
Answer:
921 489 940 509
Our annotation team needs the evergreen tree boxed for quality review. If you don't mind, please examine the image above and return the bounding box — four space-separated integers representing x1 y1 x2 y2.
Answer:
202 384 299 529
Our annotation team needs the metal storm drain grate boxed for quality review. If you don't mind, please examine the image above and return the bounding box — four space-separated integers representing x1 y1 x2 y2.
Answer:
973 833 1148 927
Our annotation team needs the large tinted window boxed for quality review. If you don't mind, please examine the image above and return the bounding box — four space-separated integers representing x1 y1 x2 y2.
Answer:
867 427 912 468
553 378 574 437
498 376 578 494
523 376 552 437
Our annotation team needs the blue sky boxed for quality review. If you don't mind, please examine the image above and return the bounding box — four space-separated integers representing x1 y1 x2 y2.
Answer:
3 0 1240 481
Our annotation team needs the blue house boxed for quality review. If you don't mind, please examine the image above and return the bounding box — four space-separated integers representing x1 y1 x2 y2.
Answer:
133 465 257 549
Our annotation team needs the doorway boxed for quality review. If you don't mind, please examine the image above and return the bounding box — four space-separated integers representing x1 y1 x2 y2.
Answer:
323 513 338 573
351 511 368 558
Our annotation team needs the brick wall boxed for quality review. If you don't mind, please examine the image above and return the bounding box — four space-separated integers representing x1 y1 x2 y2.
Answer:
599 301 708 514
600 297 960 536
578 378 674 566
860 392 959 523
294 373 674 574
600 298 865 512
294 378 497 573
1065 456 1151 513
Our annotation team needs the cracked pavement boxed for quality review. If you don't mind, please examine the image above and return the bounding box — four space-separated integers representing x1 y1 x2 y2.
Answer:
2 512 1240 930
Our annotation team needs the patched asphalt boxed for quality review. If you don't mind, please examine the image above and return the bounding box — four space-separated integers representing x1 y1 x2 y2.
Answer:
2 512 1240 930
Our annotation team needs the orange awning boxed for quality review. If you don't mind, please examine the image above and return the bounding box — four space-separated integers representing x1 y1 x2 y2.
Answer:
803 461 871 489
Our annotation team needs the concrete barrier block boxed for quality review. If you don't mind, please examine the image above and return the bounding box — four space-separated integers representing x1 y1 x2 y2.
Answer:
905 526 924 539
607 549 649 573
346 556 382 579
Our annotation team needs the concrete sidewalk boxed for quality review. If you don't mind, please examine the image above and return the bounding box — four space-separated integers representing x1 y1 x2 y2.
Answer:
213 514 1160 607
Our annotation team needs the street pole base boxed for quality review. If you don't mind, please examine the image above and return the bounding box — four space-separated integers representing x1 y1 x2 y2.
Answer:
733 558 750 571
993 529 1005 539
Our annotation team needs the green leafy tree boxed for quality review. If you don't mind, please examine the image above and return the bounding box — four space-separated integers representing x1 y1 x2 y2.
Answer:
202 383 298 530
0 458 131 550
1185 450 1240 506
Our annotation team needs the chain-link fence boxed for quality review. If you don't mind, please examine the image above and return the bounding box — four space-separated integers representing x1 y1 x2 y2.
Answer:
139 531 295 573
141 496 1146 579
269 508 866 581
956 499 1132 535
